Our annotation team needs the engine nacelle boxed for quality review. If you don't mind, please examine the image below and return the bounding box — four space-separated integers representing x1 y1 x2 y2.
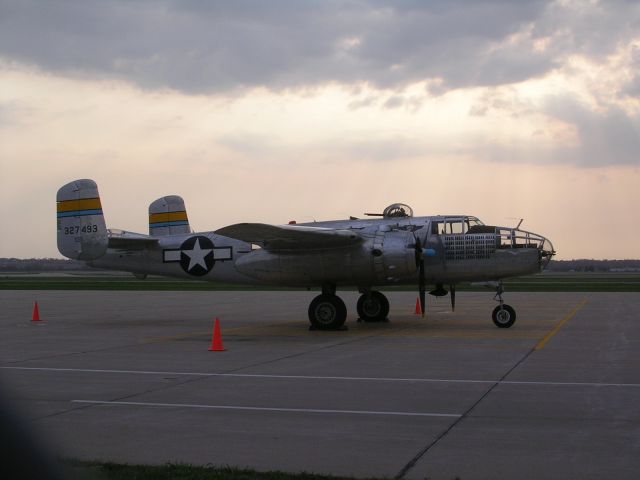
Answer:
369 228 418 283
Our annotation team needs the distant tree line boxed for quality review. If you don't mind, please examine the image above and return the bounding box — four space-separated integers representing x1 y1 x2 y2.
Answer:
546 259 640 272
1 258 640 273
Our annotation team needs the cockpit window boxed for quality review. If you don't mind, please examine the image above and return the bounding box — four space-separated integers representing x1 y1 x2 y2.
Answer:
467 217 484 228
446 219 464 234
431 217 485 235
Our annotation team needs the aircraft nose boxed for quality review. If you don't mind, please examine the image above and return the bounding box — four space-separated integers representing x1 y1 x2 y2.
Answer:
538 236 556 269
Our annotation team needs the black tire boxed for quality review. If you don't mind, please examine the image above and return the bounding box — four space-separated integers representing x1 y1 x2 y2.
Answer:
356 291 390 322
308 294 347 330
492 304 516 328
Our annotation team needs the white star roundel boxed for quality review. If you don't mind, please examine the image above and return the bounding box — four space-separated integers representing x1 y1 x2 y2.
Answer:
179 236 214 276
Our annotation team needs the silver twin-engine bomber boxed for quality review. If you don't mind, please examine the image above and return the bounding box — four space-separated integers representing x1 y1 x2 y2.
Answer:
57 179 555 330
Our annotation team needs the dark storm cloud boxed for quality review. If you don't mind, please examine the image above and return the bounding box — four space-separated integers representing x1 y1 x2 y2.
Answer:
2 0 636 94
1 0 638 168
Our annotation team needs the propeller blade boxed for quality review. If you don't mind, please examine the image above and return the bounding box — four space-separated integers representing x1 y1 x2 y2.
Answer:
415 235 426 318
450 284 456 312
419 269 426 318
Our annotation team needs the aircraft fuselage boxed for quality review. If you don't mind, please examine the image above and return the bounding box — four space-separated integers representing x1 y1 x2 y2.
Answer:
90 214 550 289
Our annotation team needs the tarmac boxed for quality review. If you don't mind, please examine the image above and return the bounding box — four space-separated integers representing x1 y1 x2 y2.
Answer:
1 290 639 479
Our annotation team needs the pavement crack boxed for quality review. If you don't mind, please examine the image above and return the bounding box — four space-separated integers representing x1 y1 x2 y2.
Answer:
394 344 538 480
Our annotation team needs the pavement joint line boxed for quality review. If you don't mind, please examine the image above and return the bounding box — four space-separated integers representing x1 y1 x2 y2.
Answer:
535 298 588 350
221 321 421 376
44 324 407 419
395 335 543 479
3 367 639 388
70 399 461 418
0 339 160 366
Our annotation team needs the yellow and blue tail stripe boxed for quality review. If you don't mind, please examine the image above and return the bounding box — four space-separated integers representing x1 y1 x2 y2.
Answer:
149 211 189 228
56 198 103 218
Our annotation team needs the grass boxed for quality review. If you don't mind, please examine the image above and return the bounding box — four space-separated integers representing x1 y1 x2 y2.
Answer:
0 274 306 292
62 461 383 480
1 272 639 292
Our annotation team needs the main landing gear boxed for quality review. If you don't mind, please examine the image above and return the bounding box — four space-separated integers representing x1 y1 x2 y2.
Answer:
308 287 390 330
492 282 516 328
307 283 518 330
308 293 347 330
356 291 389 323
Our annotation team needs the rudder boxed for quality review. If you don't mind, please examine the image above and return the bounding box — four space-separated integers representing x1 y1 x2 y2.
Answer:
56 179 108 260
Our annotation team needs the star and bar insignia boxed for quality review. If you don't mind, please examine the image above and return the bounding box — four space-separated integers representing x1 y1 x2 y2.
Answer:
163 235 232 276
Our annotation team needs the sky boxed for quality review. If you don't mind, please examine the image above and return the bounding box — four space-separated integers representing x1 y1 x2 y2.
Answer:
0 0 639 260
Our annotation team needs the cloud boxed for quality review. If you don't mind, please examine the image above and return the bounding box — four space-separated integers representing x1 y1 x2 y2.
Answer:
467 95 640 167
1 0 637 94
544 96 640 166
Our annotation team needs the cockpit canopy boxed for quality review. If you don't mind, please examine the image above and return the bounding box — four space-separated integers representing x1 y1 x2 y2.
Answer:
382 203 413 218
431 216 486 235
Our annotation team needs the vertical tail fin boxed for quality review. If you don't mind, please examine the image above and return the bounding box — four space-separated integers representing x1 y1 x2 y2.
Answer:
148 195 191 236
56 179 108 260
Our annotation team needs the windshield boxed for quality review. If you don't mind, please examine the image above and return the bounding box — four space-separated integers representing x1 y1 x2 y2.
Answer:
430 216 485 235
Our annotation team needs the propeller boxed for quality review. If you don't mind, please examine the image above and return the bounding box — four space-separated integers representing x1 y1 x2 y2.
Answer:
414 235 426 317
450 284 456 312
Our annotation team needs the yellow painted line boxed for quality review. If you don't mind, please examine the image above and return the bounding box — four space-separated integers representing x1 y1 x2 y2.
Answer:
143 331 210 344
142 324 303 343
535 299 588 350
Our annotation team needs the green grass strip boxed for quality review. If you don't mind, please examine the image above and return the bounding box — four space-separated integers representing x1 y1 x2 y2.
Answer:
1 274 639 292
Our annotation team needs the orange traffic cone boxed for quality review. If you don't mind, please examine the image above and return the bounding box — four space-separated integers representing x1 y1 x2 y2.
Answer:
208 318 226 351
32 301 41 322
414 298 422 316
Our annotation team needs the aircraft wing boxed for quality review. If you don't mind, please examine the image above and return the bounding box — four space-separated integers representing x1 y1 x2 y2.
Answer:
215 223 363 251
107 229 159 251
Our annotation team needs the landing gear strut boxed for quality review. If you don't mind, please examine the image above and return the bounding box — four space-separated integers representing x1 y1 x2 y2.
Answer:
492 282 516 328
356 291 389 322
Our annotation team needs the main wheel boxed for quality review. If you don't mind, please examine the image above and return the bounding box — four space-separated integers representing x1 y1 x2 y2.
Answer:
308 294 347 330
356 291 390 322
492 304 516 328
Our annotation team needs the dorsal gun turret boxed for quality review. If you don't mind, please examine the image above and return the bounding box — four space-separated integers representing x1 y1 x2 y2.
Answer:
364 203 414 218
382 203 413 218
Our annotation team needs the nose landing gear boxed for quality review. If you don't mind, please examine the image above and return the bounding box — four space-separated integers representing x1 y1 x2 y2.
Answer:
492 282 516 328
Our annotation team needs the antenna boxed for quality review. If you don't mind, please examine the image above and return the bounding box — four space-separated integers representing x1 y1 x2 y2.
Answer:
505 217 524 229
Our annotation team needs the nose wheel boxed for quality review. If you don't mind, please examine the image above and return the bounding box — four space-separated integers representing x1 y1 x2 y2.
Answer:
492 282 516 328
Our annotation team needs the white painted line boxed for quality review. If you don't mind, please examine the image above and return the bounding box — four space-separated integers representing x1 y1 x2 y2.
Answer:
4 366 640 388
72 400 460 418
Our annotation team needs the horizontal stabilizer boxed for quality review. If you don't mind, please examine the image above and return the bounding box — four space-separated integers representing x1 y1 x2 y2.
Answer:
215 223 362 251
108 229 159 251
